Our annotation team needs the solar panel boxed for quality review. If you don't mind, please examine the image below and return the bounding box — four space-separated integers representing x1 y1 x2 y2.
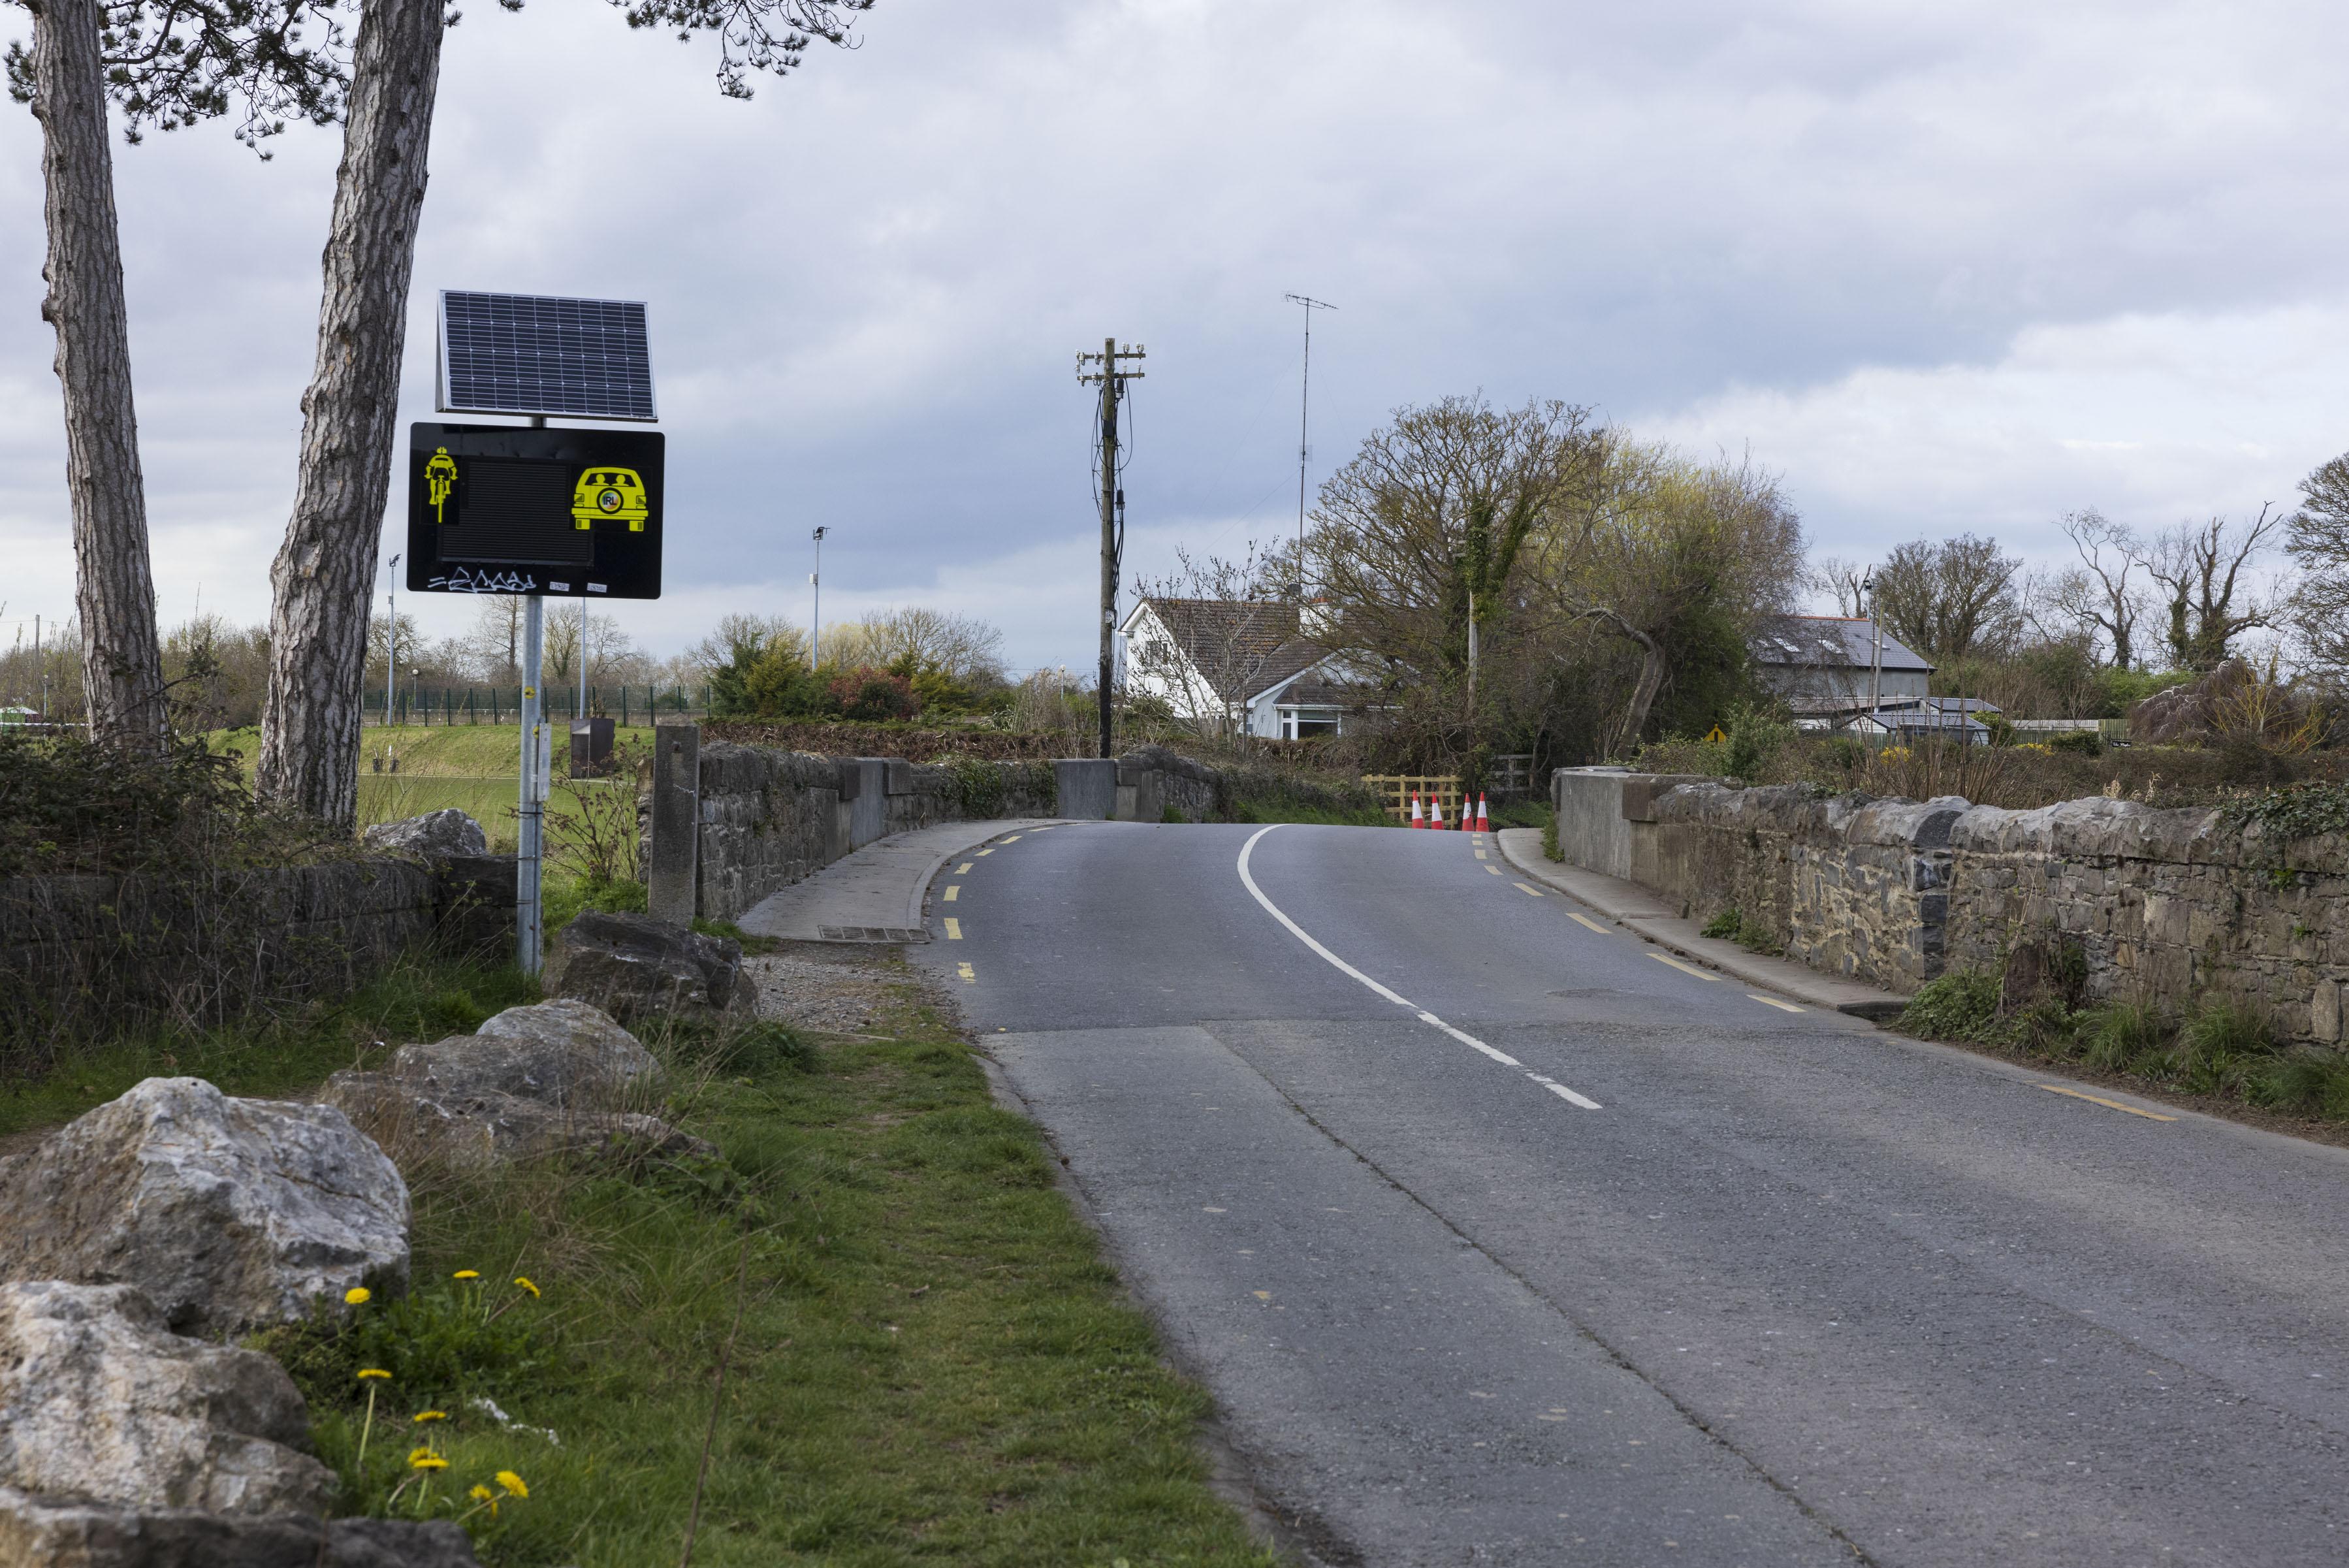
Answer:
437 291 657 422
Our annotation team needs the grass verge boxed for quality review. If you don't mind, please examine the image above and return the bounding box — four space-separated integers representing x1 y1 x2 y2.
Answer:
0 952 537 1144
269 977 1275 1566
1895 965 2349 1128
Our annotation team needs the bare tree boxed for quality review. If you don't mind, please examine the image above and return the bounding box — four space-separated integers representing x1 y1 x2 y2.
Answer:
1127 541 1301 739
852 606 1006 682
1813 556 1867 618
8 0 344 746
1869 534 2023 664
2136 509 2282 672
1311 396 1597 699
2042 508 2148 669
256 0 876 827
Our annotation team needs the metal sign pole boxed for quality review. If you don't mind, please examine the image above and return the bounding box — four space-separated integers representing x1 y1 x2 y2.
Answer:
518 593 545 976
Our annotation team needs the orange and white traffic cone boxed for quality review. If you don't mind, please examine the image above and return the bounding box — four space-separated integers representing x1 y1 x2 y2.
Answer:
1409 793 1424 828
1430 797 1446 831
1477 794 1491 833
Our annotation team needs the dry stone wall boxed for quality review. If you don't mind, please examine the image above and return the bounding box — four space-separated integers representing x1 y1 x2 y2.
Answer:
689 740 1228 922
1554 766 2349 1044
0 856 515 1046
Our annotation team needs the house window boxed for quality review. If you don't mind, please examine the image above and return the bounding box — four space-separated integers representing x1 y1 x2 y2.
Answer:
1281 709 1339 739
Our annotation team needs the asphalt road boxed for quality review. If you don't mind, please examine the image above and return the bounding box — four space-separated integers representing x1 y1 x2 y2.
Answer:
911 820 2349 1567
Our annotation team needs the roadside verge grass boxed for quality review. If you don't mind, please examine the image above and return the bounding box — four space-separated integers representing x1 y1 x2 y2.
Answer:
0 952 537 1144
276 984 1277 1566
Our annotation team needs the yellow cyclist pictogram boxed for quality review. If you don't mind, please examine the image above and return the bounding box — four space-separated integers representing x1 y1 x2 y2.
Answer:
570 468 648 532
425 448 458 523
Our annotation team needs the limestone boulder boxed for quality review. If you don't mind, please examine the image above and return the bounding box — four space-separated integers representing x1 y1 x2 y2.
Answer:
385 999 660 1108
0 1282 336 1516
0 1488 479 1568
319 999 703 1171
362 808 488 859
0 1079 409 1337
323 1072 713 1172
543 911 750 1026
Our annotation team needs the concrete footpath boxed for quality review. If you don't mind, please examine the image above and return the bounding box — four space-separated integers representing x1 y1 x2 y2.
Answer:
737 818 1064 942
1494 827 1910 1021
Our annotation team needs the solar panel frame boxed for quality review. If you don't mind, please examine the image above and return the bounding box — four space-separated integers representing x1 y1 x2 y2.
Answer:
436 291 658 423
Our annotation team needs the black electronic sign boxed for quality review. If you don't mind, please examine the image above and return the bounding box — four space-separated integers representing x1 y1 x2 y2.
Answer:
405 422 663 599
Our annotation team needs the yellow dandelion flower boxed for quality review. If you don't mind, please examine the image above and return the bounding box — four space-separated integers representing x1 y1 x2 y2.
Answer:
453 1270 480 1281
408 1448 448 1471
413 1411 447 1424
344 1287 372 1305
356 1369 391 1381
469 1484 494 1502
512 1277 539 1298
496 1470 528 1499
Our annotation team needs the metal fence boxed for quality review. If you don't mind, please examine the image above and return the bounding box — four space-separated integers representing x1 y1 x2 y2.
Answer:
364 685 711 727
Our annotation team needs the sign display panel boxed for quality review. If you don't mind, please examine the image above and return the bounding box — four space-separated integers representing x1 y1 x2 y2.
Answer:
405 423 664 599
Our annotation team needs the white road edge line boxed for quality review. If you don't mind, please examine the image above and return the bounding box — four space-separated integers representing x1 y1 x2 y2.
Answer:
1236 825 1602 1111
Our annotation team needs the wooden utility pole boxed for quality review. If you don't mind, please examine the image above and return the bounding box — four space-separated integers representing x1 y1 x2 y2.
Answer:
1076 338 1145 759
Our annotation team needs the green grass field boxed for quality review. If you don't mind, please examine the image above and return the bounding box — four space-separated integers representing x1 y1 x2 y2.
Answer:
208 727 661 851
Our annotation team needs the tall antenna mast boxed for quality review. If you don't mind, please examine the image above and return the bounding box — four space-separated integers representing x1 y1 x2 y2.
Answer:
1283 293 1337 596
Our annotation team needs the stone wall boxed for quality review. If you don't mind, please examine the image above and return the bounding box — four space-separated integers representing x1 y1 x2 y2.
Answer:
0 855 516 1045
692 744 1061 921
688 740 1234 922
1550 766 2349 1044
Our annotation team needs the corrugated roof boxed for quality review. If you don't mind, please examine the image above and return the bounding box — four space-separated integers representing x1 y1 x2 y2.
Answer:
1750 614 1934 673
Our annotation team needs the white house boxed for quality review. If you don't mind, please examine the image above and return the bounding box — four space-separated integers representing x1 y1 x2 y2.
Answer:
1750 615 1934 722
1119 597 1357 739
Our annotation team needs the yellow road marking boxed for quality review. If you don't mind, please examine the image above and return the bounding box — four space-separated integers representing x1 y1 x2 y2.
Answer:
2037 1083 2176 1121
1747 993 1804 1013
1513 882 1544 897
1649 952 1718 982
1253 1290 1271 1301
943 885 960 901
955 962 974 982
976 848 995 857
944 918 962 940
1486 865 1504 876
1000 834 1023 842
1030 825 1057 831
1475 849 1488 860
956 861 974 874
1567 912 1611 934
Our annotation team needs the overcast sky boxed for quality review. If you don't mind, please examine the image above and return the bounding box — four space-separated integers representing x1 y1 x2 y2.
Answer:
5 0 2347 673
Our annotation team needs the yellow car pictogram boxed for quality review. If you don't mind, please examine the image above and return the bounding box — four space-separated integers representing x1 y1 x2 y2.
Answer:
571 468 649 532
425 448 458 523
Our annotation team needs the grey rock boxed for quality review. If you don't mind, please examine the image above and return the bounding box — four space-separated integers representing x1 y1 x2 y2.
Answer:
542 911 750 1025
398 999 662 1108
362 809 488 859
321 1072 713 1171
317 999 699 1172
0 1079 409 1337
0 1488 480 1568
0 1283 336 1516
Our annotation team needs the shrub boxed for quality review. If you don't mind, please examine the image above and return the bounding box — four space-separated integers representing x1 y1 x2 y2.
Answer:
829 666 922 723
1898 970 2002 1042
2049 729 2103 757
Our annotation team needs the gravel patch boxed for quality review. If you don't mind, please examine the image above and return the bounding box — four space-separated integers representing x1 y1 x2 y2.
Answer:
746 943 939 1035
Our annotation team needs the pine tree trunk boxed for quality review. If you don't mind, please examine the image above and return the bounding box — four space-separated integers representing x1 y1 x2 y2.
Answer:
31 0 167 748
256 0 443 829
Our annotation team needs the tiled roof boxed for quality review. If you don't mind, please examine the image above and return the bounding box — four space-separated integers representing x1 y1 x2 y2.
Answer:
1751 614 1934 673
1136 598 1320 701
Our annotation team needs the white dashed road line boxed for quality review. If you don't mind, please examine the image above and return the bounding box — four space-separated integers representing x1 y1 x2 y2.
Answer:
1236 825 1601 1112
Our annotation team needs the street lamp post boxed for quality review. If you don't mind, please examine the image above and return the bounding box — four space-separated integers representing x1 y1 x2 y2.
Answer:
810 526 828 668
